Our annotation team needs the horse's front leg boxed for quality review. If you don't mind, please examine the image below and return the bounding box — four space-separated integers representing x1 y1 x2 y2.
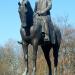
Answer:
20 27 29 75
32 39 38 75
22 42 29 75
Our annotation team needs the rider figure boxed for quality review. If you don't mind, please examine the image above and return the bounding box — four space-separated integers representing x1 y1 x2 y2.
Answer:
34 0 55 44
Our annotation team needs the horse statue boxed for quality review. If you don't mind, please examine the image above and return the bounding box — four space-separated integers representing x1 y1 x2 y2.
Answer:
18 0 61 75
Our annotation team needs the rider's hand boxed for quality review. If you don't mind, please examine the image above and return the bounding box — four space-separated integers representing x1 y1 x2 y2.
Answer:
36 11 41 15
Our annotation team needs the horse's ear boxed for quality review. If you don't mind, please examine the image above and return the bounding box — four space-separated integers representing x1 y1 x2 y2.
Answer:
18 2 21 6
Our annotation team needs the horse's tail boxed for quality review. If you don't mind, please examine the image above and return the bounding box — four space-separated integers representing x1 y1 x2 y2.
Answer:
54 26 61 46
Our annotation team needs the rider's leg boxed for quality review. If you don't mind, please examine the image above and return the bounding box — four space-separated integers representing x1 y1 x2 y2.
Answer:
48 16 55 44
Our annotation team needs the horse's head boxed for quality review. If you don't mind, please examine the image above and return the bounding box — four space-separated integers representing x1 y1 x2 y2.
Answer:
18 0 33 28
18 0 28 27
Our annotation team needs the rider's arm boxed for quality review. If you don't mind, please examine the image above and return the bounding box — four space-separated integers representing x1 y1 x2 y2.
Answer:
39 0 52 15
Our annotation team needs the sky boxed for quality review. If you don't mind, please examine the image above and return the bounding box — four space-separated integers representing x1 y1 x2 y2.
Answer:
0 0 75 46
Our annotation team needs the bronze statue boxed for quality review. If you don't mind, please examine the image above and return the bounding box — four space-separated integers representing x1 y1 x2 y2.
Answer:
18 0 61 75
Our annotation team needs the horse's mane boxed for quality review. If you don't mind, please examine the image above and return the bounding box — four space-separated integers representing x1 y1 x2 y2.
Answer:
26 1 33 28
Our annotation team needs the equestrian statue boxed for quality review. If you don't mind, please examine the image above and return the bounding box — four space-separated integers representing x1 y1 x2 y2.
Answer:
18 0 61 75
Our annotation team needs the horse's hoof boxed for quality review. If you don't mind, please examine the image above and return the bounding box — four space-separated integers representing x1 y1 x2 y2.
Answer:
22 72 29 75
22 70 28 75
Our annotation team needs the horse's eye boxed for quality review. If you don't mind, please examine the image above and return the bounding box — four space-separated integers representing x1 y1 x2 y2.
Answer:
25 4 27 7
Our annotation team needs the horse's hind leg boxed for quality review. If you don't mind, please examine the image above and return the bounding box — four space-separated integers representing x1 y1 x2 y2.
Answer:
22 42 29 75
41 45 52 75
53 45 59 75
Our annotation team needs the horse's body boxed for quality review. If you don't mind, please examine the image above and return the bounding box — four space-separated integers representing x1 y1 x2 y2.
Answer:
18 0 61 75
